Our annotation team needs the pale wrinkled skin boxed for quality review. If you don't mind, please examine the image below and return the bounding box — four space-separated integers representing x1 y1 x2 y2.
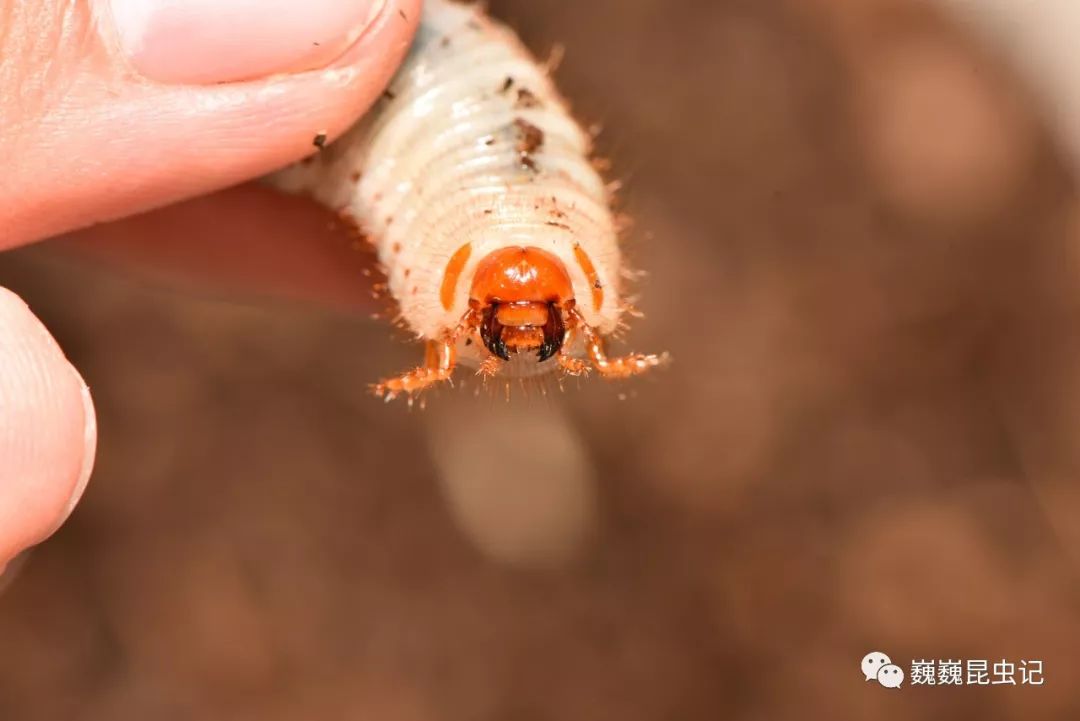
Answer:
271 0 624 346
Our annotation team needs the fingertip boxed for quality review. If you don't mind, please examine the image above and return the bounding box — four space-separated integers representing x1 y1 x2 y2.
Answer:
3 0 423 246
0 288 97 565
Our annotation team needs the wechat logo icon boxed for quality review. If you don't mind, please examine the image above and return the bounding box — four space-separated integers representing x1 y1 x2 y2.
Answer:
862 651 904 689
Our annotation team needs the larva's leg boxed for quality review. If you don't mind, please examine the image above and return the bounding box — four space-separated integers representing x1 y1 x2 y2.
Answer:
476 354 502 377
558 354 589 376
556 328 589 376
372 338 457 401
579 322 666 379
372 309 482 402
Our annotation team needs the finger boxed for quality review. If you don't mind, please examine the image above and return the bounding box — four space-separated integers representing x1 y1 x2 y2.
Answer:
57 184 379 312
0 288 96 567
1 0 421 247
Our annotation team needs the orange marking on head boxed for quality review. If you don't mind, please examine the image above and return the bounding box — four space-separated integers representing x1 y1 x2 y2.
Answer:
440 243 473 310
573 244 604 311
469 247 574 305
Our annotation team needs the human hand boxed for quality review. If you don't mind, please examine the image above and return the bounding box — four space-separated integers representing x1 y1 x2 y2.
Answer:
0 0 420 569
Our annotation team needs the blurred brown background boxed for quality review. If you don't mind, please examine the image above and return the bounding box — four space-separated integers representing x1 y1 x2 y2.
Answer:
3 0 1080 718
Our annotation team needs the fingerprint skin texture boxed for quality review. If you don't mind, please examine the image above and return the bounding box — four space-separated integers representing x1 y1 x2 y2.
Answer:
270 0 665 400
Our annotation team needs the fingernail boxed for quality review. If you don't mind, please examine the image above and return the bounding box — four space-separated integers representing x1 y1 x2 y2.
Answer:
62 373 97 521
101 0 387 84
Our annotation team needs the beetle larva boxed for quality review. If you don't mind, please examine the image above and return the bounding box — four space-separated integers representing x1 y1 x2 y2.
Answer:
269 0 665 400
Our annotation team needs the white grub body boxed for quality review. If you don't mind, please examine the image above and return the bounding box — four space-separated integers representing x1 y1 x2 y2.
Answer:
270 0 623 365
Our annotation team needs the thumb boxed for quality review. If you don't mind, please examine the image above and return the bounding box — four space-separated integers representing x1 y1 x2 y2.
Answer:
0 0 420 247
0 288 95 568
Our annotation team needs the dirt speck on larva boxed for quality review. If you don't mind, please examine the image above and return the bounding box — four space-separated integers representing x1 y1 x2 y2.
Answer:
514 118 544 155
514 118 544 171
312 132 327 149
383 89 397 101
499 76 514 93
350 171 362 182
515 88 541 108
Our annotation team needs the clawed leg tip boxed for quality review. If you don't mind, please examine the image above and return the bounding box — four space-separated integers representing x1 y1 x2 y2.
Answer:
370 386 411 404
631 352 671 371
370 382 399 402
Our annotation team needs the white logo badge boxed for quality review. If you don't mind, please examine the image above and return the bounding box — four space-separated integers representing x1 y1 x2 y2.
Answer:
877 663 905 688
861 651 892 682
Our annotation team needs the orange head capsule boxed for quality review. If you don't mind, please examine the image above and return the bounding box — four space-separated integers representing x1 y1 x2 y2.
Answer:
469 246 574 362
